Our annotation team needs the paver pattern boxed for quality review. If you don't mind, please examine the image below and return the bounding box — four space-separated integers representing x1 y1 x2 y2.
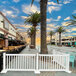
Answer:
0 45 76 76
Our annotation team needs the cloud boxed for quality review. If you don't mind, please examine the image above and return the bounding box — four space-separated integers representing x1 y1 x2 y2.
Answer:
66 29 72 32
63 0 73 4
47 16 61 22
47 2 62 13
13 0 20 3
11 7 19 14
47 18 53 22
2 1 9 4
71 28 76 31
72 10 76 14
61 22 68 26
57 16 61 20
64 16 70 21
2 9 17 18
19 25 32 29
2 9 13 16
22 4 40 14
71 33 76 35
11 15 17 18
48 2 62 6
47 27 54 31
21 16 28 19
47 23 56 28
2 7 19 18
48 2 58 5
62 22 71 26
48 6 61 13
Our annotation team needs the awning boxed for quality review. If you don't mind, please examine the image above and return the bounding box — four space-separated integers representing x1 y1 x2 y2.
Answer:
0 33 5 39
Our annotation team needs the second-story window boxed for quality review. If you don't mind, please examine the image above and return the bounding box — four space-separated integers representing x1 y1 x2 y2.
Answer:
3 19 9 30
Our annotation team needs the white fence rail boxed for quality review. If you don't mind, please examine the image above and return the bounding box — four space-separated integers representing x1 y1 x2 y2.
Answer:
1 53 71 74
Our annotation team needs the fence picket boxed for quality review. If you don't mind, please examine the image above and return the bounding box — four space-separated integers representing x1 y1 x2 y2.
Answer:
2 53 70 74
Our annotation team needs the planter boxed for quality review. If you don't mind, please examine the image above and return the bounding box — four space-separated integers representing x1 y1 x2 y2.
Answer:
30 45 35 49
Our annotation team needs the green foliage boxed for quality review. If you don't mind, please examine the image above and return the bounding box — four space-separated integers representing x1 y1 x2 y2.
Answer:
69 15 76 25
25 12 40 26
56 26 65 33
27 27 35 37
72 15 76 19
67 15 76 26
49 31 55 36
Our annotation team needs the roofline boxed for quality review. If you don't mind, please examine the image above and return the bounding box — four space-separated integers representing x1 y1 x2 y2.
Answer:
0 11 16 30
16 32 23 37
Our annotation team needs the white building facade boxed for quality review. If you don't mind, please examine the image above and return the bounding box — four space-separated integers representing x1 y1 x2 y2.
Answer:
0 12 16 47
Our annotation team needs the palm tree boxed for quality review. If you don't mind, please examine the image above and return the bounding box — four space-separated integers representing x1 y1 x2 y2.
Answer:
27 27 36 46
56 26 65 46
25 12 40 48
49 31 55 44
31 0 59 54
67 15 76 26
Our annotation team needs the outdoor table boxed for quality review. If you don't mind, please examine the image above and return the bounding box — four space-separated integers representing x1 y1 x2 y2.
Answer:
0 50 6 52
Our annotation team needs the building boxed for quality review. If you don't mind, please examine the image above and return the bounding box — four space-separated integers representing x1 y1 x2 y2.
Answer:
51 34 76 46
0 12 16 48
16 32 25 42
16 31 26 45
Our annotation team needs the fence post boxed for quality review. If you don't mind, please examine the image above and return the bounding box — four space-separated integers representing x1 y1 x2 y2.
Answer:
66 54 71 73
3 53 6 71
1 53 7 73
34 53 40 74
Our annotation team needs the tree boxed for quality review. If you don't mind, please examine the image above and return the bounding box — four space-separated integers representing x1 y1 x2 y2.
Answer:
27 27 36 45
31 0 59 54
67 15 76 26
25 12 40 48
49 31 55 44
56 26 65 45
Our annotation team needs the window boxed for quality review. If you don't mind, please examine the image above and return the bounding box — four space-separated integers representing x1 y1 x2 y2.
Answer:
4 19 9 30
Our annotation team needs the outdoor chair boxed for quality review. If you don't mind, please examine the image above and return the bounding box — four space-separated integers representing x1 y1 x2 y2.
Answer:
70 55 75 68
66 52 75 68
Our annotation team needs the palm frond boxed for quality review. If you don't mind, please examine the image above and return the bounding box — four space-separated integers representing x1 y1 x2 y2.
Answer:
27 27 35 37
31 0 34 6
57 0 59 4
67 15 76 26
49 31 55 36
56 26 65 33
24 12 40 26
72 15 76 19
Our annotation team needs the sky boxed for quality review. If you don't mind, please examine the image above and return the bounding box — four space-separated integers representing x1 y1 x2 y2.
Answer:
0 0 76 40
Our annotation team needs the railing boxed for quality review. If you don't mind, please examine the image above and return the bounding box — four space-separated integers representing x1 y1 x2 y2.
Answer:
52 50 70 71
1 53 71 74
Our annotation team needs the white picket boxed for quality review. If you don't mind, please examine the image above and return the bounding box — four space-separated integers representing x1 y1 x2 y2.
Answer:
1 53 71 74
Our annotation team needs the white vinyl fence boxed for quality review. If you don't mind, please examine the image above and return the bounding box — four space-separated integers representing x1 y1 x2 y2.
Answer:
1 53 71 74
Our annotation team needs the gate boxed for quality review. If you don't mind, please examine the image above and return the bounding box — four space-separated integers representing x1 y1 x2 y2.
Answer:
1 53 71 74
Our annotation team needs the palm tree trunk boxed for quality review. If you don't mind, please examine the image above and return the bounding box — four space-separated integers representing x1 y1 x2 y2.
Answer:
31 34 34 45
59 33 61 45
50 36 52 44
33 27 36 48
40 0 48 54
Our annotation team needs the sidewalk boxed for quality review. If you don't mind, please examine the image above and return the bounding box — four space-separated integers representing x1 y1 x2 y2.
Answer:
0 46 76 76
20 45 39 54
